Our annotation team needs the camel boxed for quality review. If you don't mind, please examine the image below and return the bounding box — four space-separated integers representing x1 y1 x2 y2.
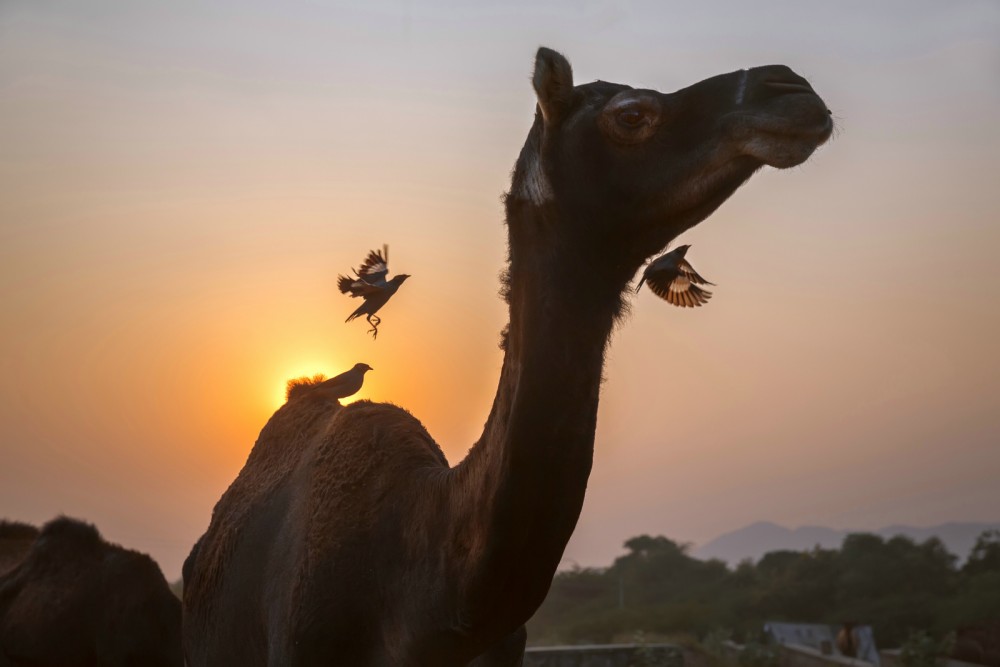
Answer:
182 47 832 666
0 516 182 667
0 522 38 578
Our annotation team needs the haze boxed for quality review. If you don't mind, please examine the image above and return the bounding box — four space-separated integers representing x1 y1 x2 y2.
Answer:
1 1 998 580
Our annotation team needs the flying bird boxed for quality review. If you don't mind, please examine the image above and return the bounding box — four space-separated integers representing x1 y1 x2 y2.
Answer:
315 363 373 400
338 245 410 339
635 244 715 308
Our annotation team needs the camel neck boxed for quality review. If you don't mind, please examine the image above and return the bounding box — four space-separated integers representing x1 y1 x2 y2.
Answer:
450 200 623 630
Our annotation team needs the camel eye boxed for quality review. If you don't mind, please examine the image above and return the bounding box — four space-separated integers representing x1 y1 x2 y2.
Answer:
600 93 661 144
617 109 645 127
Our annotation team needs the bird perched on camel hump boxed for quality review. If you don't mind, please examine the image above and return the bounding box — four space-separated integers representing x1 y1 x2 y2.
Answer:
314 363 373 401
338 244 410 340
636 244 715 308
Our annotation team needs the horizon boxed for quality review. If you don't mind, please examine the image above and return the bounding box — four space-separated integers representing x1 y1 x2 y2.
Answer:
2 1 999 581
692 518 1000 564
564 518 1000 569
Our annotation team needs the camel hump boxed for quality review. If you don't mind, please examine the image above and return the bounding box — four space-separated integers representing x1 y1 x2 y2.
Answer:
0 521 39 541
337 399 413 421
103 547 170 591
34 516 105 553
332 400 449 467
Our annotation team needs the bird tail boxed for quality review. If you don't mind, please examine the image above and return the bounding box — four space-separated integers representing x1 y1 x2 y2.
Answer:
337 275 354 294
345 303 365 323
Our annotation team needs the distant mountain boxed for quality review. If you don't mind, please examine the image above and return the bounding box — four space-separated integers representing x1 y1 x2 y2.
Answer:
693 520 1000 565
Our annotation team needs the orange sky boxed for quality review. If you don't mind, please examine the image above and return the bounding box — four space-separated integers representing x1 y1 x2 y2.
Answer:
1 1 999 580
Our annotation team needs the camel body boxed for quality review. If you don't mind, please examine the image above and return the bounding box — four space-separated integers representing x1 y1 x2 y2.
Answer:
184 47 832 666
185 399 527 665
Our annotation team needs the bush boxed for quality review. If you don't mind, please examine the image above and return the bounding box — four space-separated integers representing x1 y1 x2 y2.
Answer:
738 640 780 667
899 630 956 667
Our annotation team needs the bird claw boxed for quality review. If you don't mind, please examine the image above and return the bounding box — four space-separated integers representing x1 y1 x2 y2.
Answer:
368 325 379 340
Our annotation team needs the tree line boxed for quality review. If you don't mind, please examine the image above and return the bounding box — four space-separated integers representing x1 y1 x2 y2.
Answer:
527 530 1000 648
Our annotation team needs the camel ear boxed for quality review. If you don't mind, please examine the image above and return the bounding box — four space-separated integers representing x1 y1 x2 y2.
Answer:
533 47 574 126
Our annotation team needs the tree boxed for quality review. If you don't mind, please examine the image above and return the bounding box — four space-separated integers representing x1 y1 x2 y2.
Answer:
963 530 1000 577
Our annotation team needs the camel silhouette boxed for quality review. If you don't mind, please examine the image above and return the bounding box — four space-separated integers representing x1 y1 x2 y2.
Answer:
182 47 832 666
0 516 182 666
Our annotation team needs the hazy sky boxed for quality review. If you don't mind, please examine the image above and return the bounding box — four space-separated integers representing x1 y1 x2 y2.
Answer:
1 1 998 580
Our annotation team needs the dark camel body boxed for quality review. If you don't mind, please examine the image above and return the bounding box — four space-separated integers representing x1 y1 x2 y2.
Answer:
0 517 182 667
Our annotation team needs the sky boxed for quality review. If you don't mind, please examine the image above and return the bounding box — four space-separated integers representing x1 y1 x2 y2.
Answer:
1 1 998 581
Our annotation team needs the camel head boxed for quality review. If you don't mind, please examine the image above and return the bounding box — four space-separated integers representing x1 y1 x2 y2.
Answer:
508 47 833 287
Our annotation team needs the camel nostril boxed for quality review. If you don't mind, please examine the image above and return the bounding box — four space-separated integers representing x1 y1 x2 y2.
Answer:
762 80 815 95
745 66 818 103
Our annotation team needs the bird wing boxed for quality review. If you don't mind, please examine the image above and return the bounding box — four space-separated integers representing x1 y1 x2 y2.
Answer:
322 367 352 387
645 273 713 308
339 275 384 298
677 258 714 286
315 369 364 399
357 245 389 284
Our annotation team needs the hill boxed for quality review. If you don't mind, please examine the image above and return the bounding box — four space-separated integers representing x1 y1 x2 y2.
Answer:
694 520 1000 565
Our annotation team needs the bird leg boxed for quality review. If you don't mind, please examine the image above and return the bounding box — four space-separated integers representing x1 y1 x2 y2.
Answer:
366 314 381 340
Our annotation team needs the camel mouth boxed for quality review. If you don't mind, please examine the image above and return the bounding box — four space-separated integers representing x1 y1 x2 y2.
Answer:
752 113 834 146
734 65 833 159
740 128 831 168
725 95 834 169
